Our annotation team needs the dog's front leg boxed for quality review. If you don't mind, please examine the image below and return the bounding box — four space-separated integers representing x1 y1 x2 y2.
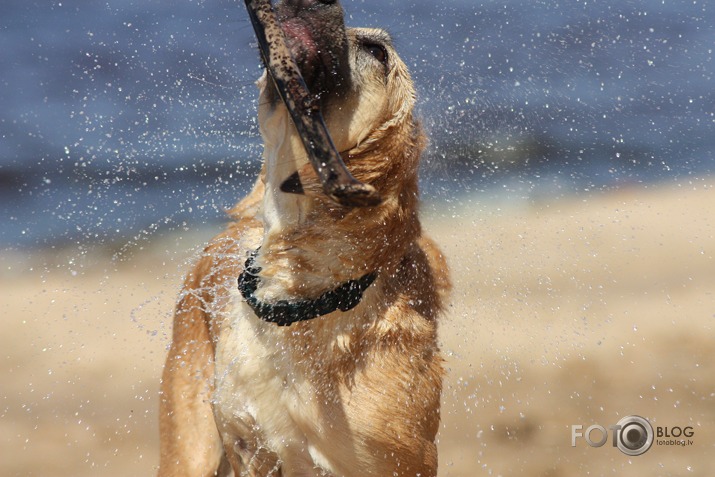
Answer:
158 307 224 477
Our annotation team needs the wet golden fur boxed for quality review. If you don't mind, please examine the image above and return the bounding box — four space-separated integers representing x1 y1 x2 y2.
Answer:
158 27 450 477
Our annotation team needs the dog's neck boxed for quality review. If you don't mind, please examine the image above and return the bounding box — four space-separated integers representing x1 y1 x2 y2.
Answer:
254 105 346 303
252 104 421 304
260 105 311 239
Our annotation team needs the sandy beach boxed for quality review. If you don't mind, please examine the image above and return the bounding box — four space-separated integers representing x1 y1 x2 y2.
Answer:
2 179 714 476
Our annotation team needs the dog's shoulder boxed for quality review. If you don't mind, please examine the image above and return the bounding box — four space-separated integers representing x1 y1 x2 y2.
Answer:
385 233 451 321
175 180 265 339
417 233 451 306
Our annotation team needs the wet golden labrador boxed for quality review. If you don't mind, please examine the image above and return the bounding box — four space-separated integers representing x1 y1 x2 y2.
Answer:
158 1 450 475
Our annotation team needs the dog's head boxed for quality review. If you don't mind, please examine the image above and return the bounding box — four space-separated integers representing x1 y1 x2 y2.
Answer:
255 0 424 211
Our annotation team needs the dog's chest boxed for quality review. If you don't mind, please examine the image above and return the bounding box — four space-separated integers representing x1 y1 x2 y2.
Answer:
212 289 348 471
214 290 305 420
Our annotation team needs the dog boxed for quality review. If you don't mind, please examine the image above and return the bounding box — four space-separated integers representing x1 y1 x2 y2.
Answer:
158 1 450 476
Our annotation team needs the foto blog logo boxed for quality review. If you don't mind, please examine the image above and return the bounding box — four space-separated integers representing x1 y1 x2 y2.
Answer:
571 415 653 456
571 415 694 456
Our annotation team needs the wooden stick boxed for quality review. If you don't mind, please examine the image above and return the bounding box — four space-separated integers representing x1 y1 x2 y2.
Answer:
244 0 381 207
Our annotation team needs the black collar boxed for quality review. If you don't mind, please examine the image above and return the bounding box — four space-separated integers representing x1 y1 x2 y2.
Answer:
237 250 377 326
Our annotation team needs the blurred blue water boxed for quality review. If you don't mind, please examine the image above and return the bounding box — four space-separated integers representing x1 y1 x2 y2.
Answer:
1 0 713 248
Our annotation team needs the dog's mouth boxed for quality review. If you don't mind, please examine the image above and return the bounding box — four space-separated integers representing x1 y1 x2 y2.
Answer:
244 0 382 207
277 17 335 93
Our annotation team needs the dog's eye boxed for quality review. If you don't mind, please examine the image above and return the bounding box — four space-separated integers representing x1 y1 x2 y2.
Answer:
363 43 388 65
